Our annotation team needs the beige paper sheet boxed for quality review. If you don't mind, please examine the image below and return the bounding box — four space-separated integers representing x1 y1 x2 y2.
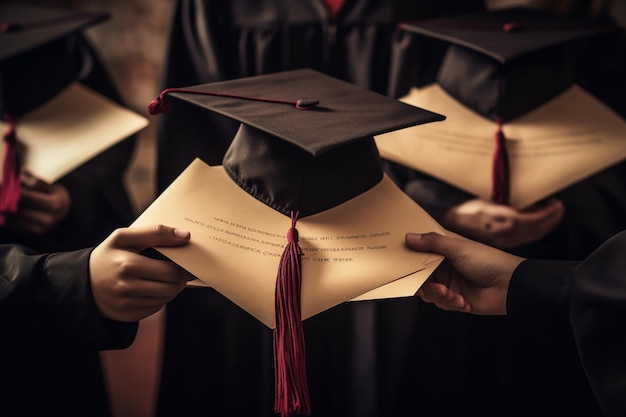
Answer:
132 158 444 328
376 84 626 209
0 82 148 184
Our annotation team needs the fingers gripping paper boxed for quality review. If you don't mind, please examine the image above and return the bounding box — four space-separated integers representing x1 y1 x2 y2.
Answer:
133 158 444 328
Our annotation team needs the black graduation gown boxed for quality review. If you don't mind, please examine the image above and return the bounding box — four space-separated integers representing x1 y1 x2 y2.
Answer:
155 1 495 417
0 245 138 417
507 230 626 417
0 34 137 417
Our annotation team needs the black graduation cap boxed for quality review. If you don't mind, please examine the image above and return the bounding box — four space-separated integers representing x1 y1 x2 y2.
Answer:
379 7 619 205
146 68 445 417
0 2 109 223
399 6 617 123
0 2 109 117
149 68 445 217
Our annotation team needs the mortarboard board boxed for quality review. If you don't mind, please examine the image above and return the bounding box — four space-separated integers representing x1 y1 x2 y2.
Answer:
0 2 109 116
0 2 147 223
375 7 626 208
134 68 446 416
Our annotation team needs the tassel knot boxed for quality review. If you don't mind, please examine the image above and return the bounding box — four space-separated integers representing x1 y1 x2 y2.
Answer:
287 227 299 243
147 90 174 115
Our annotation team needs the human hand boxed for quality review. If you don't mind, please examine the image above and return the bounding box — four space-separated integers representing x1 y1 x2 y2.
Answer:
440 197 564 249
406 231 525 315
4 172 71 235
89 225 193 322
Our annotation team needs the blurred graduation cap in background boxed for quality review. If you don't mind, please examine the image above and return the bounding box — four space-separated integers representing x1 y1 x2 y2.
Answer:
135 68 445 416
376 6 626 209
0 2 148 223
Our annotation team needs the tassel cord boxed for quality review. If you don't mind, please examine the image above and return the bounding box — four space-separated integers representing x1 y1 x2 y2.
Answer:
147 88 318 115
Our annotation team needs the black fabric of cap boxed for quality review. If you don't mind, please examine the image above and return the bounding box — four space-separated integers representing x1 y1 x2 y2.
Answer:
0 2 109 117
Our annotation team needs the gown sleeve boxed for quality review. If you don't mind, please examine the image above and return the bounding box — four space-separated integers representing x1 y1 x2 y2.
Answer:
507 230 626 417
0 244 138 350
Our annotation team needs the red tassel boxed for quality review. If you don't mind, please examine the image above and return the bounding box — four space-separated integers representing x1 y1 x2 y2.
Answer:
274 211 311 417
0 117 22 225
491 117 510 205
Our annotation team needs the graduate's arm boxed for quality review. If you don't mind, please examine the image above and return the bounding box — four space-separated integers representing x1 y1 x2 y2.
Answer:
0 225 192 350
0 243 137 349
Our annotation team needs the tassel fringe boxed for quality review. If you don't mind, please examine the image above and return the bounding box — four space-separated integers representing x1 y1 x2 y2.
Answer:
491 118 510 205
274 211 311 417
0 117 21 225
